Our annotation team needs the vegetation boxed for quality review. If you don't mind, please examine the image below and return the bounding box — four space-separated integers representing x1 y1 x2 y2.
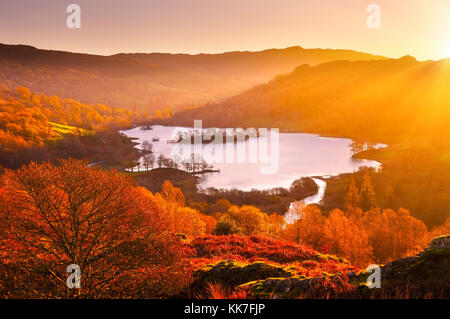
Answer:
168 56 450 145
323 148 450 227
1 43 450 299
48 122 93 137
166 55 450 230
0 85 151 150
130 167 318 215
0 160 191 298
0 128 141 170
0 160 448 298
0 86 155 170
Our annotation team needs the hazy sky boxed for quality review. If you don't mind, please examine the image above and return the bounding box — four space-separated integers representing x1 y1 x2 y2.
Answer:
1 0 449 60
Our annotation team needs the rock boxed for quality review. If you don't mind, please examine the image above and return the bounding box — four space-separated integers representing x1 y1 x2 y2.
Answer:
352 236 450 298
427 235 450 250
366 235 450 283
275 278 293 294
242 276 345 299
381 256 419 281
190 260 293 293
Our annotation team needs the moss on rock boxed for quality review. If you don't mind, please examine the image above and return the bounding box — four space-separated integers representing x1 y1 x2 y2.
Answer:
191 260 293 292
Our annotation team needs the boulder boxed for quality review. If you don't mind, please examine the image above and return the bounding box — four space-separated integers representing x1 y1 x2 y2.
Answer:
427 235 450 250
190 260 293 292
352 235 450 298
241 275 347 299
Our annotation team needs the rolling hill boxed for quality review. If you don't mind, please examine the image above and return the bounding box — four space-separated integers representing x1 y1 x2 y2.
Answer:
167 56 450 144
0 43 385 112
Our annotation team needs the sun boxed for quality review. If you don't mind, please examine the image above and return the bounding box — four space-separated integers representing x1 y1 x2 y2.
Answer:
444 42 450 59
433 39 450 60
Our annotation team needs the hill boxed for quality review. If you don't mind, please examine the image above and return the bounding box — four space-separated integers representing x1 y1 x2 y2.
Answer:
1 160 449 298
167 56 450 144
185 235 354 298
0 86 144 169
187 234 450 299
0 86 150 150
0 43 385 112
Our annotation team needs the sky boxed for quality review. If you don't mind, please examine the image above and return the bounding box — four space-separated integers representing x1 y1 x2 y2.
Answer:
0 0 449 60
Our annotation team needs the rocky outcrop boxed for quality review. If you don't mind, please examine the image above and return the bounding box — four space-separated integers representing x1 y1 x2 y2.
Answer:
426 235 450 250
353 235 450 298
190 260 293 293
376 235 450 283
190 235 450 299
240 275 350 299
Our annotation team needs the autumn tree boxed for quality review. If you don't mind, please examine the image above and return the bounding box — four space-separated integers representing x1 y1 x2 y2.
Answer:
209 198 232 214
361 208 427 263
0 160 189 298
283 205 326 247
146 181 211 237
324 209 373 266
214 214 242 235
227 205 269 236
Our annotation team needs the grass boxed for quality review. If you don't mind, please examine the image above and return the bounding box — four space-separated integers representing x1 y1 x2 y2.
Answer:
49 122 93 139
354 139 450 166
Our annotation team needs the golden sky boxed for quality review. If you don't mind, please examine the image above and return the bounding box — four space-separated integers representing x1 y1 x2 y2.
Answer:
0 0 449 60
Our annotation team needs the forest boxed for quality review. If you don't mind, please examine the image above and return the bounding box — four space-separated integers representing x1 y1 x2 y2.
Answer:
0 160 449 298
166 55 450 232
0 86 160 169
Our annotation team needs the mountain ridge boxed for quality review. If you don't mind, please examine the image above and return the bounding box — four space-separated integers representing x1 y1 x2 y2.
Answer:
166 55 450 144
0 43 386 112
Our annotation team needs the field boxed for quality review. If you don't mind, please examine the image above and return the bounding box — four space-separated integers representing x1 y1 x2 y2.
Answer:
49 122 93 138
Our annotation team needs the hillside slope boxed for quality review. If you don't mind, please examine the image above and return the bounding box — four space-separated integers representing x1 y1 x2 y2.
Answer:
188 235 450 299
0 44 385 111
167 56 450 144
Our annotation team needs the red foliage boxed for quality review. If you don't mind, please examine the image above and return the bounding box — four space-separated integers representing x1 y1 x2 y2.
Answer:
188 235 355 278
190 235 320 264
0 160 191 298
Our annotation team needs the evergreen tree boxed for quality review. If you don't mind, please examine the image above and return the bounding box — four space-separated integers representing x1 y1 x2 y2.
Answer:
359 174 378 211
345 177 361 211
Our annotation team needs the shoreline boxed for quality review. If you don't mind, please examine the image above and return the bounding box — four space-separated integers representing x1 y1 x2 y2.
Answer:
121 124 385 195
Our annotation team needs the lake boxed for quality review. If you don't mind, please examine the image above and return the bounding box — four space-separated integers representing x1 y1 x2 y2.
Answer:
121 125 383 195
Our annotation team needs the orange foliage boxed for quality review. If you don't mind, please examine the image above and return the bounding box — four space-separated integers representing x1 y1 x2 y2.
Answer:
284 205 326 248
282 204 428 267
0 160 191 298
0 86 154 150
215 205 284 238
139 181 214 238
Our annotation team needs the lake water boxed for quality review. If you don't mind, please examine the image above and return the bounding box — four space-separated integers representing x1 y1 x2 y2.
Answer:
121 125 383 194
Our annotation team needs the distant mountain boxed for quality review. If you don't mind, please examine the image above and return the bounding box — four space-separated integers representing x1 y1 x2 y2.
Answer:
167 56 450 143
0 43 385 112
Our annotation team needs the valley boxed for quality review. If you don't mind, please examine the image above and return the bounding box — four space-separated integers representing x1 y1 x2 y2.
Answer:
0 43 449 300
